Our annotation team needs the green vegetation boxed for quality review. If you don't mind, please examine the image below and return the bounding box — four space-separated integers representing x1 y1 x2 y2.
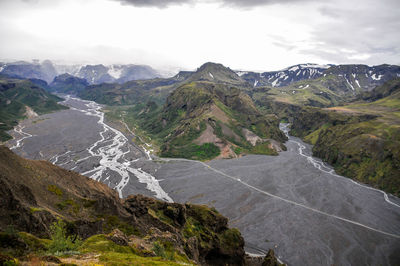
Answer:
47 184 63 196
0 145 248 266
105 81 285 160
98 215 141 236
47 220 81 254
252 74 364 109
161 142 220 160
289 79 400 195
79 78 179 106
0 76 67 141
250 142 278 155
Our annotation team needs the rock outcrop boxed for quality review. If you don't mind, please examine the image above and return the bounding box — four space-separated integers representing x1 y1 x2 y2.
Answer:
0 146 249 265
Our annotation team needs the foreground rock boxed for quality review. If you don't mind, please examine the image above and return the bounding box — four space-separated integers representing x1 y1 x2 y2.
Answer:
0 146 280 265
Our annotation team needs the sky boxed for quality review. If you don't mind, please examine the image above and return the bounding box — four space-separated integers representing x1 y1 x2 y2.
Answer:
0 0 399 72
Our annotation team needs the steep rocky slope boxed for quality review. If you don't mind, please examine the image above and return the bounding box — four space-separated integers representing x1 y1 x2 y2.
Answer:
0 146 258 265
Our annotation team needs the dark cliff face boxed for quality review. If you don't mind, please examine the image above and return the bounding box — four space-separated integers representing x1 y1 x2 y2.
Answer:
0 146 246 265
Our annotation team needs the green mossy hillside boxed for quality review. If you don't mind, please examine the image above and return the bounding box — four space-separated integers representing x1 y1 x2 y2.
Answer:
287 79 400 195
106 81 286 160
0 76 67 141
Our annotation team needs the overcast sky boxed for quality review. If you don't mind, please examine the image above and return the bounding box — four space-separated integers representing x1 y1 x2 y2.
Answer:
0 0 399 71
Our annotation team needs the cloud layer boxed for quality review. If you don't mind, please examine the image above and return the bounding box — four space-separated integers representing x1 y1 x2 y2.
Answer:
115 0 316 8
0 0 398 70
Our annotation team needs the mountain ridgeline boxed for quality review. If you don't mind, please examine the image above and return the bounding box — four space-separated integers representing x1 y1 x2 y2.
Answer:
100 63 288 160
0 60 162 86
76 62 400 168
49 73 89 94
2 59 400 199
126 81 287 160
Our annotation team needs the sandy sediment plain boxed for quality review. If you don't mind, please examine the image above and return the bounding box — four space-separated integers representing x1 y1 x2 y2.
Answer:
6 97 400 266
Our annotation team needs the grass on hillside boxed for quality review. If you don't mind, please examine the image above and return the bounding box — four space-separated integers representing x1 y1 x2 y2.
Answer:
301 91 400 195
0 78 67 141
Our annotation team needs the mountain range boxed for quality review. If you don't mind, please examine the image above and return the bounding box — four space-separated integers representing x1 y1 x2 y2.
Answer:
0 60 162 85
2 59 400 265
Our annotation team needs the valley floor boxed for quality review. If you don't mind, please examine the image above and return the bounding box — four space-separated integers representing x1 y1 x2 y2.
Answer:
5 96 400 266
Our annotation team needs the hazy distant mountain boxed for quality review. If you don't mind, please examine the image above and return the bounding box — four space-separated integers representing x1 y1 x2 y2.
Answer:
0 60 57 83
114 64 160 83
76 64 115 84
76 64 161 84
50 73 89 94
0 60 162 85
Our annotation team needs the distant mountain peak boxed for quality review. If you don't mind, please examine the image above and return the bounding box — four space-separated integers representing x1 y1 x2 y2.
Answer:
283 63 333 72
187 62 247 86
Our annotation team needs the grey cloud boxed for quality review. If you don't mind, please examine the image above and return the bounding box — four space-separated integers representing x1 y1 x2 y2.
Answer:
113 0 317 8
115 0 193 8
297 0 400 65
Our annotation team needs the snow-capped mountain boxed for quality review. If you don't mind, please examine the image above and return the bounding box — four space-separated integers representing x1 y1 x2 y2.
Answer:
0 60 161 85
237 63 400 91
322 64 400 92
0 60 58 83
74 64 161 84
237 63 333 88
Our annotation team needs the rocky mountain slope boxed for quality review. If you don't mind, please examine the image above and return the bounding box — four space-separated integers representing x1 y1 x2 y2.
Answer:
288 78 400 195
0 60 57 84
239 64 400 90
49 73 89 94
78 62 252 105
68 63 161 85
186 62 249 87
0 146 282 265
250 64 400 108
111 81 286 160
238 63 331 88
0 75 67 141
79 62 287 160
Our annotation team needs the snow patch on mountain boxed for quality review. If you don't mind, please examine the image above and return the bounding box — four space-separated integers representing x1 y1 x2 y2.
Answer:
371 74 382 80
236 71 248 77
108 65 123 79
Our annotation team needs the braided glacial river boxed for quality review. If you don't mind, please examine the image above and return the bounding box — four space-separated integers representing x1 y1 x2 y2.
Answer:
6 96 400 265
